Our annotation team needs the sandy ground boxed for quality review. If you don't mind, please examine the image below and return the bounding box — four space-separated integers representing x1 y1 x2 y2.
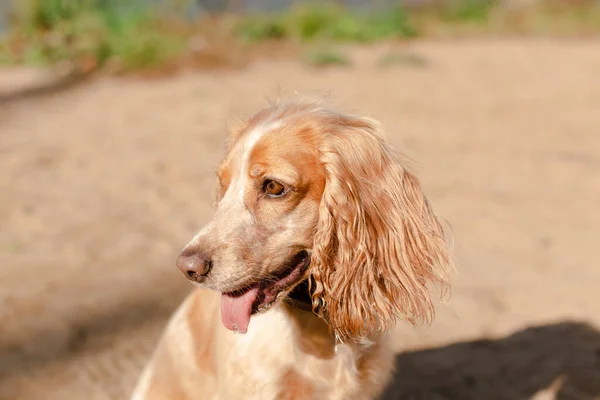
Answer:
1 39 599 400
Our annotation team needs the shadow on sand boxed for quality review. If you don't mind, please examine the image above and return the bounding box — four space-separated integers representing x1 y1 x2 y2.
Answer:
381 322 600 400
0 71 93 106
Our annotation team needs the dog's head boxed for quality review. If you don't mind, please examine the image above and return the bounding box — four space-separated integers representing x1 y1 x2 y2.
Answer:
177 100 451 341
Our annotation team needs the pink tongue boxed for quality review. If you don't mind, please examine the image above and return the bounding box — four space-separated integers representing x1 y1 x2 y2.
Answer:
220 287 259 334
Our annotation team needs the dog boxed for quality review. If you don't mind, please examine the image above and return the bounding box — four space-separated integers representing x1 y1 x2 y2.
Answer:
131 99 451 400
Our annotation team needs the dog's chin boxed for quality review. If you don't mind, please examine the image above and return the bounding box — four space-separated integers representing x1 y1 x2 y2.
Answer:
217 250 311 334
216 250 310 333
229 250 311 314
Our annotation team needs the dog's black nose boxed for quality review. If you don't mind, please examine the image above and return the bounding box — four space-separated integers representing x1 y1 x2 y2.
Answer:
176 247 212 282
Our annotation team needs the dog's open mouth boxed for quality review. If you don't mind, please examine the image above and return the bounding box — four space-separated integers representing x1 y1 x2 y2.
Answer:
220 250 310 334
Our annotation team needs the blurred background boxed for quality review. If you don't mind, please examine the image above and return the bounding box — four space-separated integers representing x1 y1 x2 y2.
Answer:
1 1 599 399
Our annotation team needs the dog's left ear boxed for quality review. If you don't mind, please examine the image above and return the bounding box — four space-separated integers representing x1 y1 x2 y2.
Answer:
310 114 451 343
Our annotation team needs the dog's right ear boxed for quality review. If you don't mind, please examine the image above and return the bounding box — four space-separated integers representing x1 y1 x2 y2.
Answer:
309 113 452 343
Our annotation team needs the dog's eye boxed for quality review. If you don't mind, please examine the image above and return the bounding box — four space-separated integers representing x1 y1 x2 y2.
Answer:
263 180 287 197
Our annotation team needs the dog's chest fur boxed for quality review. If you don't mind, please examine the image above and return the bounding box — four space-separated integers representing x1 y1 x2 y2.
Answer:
132 290 395 400
215 305 392 400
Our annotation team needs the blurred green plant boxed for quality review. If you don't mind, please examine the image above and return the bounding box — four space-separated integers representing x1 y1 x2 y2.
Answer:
234 15 288 41
1 0 600 74
235 4 417 43
303 47 351 67
443 0 498 23
1 0 186 72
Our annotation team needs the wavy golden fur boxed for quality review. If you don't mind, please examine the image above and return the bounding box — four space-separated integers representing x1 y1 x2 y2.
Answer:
307 107 451 342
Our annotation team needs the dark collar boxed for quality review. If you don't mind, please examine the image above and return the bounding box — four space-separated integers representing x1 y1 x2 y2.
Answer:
286 279 314 312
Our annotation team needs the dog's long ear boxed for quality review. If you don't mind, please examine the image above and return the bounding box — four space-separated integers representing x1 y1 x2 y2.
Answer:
310 114 451 343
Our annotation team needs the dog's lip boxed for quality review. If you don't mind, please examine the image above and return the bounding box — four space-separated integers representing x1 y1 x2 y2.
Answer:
222 250 311 314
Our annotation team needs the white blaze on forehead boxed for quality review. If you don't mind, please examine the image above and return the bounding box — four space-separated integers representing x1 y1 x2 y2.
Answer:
186 120 281 249
226 121 281 203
